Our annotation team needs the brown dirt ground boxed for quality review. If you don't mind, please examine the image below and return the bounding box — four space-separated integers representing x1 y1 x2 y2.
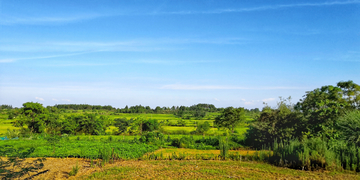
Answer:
1 157 119 180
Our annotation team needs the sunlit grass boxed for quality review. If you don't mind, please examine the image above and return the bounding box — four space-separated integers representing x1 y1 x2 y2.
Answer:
0 124 19 135
81 160 360 180
151 148 257 157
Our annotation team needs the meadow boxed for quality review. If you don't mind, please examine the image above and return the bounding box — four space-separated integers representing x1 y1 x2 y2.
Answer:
2 94 360 179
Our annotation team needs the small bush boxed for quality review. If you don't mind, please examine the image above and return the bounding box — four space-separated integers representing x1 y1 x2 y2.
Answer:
69 162 80 176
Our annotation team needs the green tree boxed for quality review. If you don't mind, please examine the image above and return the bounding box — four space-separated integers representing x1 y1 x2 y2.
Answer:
245 98 307 148
196 121 211 135
63 114 108 135
113 117 129 134
16 102 49 133
142 119 160 132
295 80 360 138
214 107 246 133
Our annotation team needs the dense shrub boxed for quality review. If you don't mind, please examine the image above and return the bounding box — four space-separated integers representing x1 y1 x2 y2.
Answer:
142 119 160 132
336 110 360 145
139 131 164 145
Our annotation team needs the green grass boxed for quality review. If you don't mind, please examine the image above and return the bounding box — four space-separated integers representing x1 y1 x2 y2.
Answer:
0 124 19 135
0 138 157 159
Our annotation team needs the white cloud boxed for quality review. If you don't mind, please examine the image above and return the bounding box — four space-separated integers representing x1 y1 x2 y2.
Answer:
157 1 360 15
262 98 276 102
0 38 246 53
35 97 44 101
244 101 255 105
0 59 15 63
62 99 71 102
0 51 97 63
52 98 58 101
0 13 106 25
214 98 220 102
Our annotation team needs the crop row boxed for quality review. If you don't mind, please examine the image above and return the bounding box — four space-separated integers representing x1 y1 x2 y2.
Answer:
0 139 158 160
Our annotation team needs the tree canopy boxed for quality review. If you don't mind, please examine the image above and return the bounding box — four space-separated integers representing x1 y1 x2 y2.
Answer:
214 107 246 133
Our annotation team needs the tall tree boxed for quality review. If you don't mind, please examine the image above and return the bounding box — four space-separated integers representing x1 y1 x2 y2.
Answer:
16 102 49 133
214 107 246 133
295 80 360 138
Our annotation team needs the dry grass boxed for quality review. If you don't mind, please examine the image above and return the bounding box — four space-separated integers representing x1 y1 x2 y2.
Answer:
151 148 257 157
82 160 360 180
2 157 360 180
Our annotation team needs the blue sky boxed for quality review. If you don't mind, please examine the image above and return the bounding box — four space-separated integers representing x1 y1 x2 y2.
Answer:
0 0 359 109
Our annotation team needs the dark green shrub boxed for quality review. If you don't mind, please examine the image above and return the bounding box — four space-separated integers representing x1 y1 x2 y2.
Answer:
142 119 160 132
171 138 181 148
195 137 219 148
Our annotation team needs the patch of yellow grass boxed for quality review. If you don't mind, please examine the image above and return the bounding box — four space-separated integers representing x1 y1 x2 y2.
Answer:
152 148 257 157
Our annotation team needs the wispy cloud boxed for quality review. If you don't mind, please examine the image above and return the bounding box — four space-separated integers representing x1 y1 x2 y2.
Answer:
160 84 306 90
1 1 358 26
35 97 44 101
156 1 360 15
0 13 106 25
0 38 246 52
0 38 246 63
0 51 98 63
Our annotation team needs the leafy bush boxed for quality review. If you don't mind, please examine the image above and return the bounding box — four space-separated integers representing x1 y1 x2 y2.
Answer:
195 137 219 148
139 131 164 145
336 110 360 145
142 119 160 132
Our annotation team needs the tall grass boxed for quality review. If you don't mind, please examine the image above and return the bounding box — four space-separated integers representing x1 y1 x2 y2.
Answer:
219 137 229 160
260 138 360 171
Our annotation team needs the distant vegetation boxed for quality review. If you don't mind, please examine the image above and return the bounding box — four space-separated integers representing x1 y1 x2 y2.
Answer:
1 80 360 178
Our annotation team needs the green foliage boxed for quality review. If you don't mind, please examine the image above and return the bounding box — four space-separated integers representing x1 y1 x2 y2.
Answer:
219 137 229 160
4 129 20 139
196 121 211 135
62 114 108 135
69 162 80 176
142 119 160 132
295 80 360 138
177 119 186 126
215 107 246 132
139 131 164 145
45 134 61 154
0 138 158 160
245 97 307 149
113 117 129 134
336 110 360 145
195 137 219 148
16 102 49 133
170 136 195 148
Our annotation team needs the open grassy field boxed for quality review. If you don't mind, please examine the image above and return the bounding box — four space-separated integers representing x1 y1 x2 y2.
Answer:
0 124 19 135
5 158 359 180
80 160 360 180
0 113 19 135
